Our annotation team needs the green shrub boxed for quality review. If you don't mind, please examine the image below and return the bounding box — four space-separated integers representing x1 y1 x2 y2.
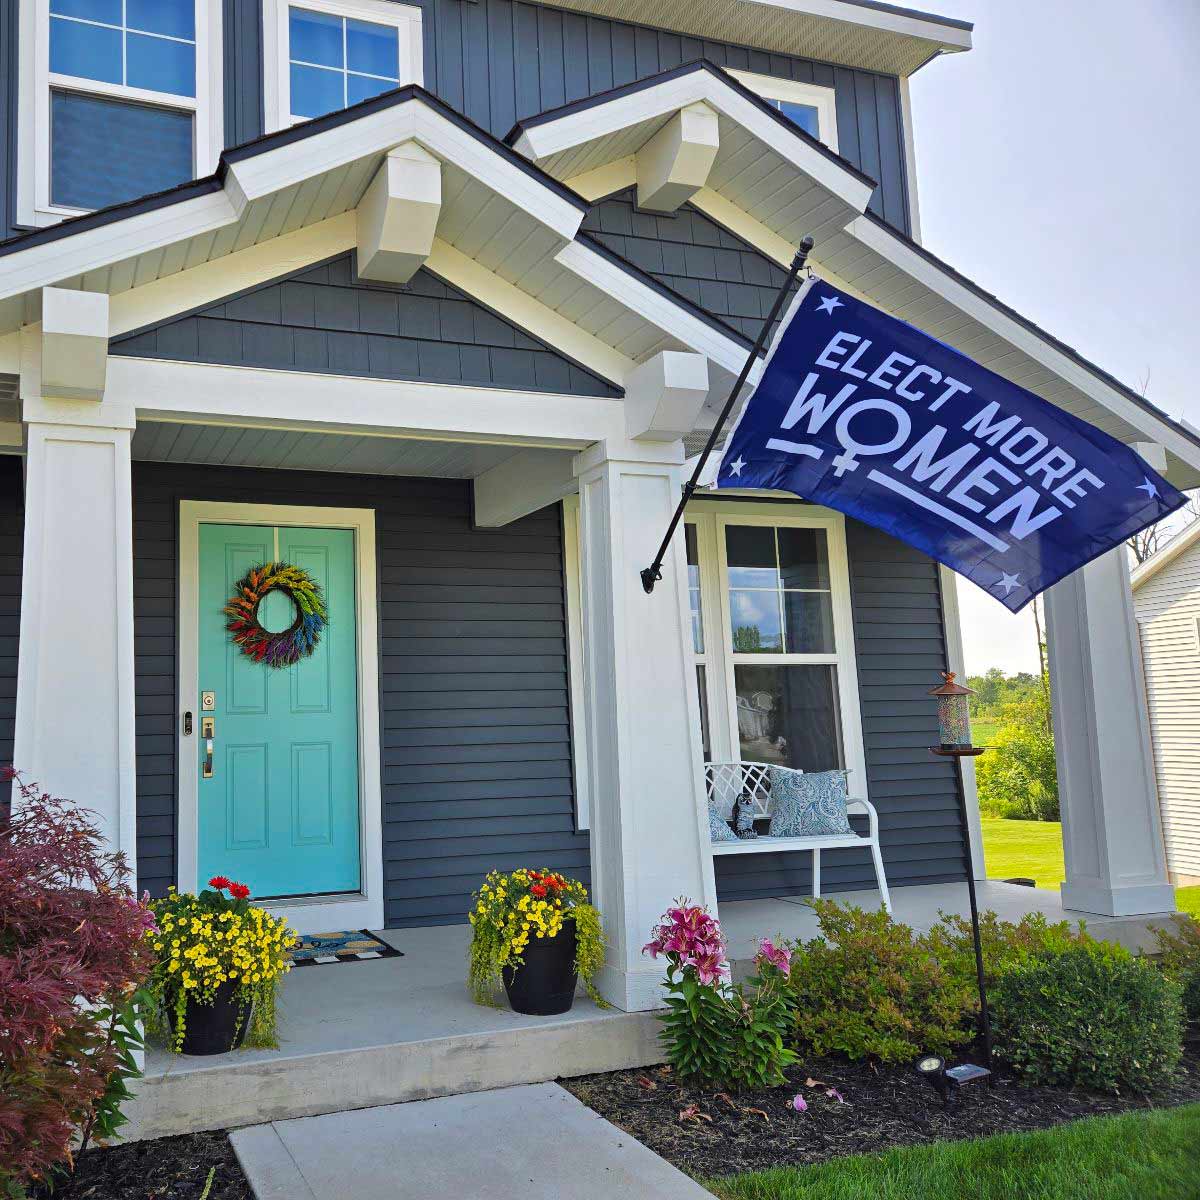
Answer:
926 909 1126 992
975 693 1058 820
786 901 975 1064
992 945 1183 1093
1155 914 1200 1027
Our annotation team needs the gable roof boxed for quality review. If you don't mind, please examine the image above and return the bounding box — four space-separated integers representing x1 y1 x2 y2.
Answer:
508 60 1200 487
0 84 755 403
1132 517 1200 591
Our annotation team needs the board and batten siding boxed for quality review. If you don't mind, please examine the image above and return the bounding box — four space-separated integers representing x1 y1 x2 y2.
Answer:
132 462 587 926
1134 540 1200 883
713 517 966 901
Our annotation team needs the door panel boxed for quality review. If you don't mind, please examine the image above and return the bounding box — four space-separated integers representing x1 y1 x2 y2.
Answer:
197 523 361 898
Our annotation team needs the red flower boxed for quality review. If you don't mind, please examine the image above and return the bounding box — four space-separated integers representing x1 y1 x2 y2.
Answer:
531 883 547 898
228 882 251 900
208 875 232 890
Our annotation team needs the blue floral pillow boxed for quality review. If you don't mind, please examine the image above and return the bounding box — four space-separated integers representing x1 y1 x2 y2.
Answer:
768 769 852 838
708 799 738 843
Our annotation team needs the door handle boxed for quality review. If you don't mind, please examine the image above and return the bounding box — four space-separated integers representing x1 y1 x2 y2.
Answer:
201 716 215 779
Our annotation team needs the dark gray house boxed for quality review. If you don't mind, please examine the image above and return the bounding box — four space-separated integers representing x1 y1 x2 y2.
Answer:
0 0 1193 1018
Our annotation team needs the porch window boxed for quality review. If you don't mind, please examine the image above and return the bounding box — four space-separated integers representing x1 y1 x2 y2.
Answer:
728 70 839 152
688 507 866 787
262 0 423 132
19 0 223 223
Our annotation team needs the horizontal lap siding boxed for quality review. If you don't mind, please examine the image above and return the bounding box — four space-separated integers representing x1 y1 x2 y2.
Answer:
132 463 586 926
714 519 965 902
0 457 20 813
582 189 798 342
111 255 618 397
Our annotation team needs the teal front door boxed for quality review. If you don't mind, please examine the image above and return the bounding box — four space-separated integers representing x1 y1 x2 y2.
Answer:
197 523 361 899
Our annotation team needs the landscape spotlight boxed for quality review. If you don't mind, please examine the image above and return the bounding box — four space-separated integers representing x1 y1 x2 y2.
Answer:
914 1054 991 1110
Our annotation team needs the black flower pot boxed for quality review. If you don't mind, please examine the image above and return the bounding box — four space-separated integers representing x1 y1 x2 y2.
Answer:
166 981 252 1055
502 919 578 1015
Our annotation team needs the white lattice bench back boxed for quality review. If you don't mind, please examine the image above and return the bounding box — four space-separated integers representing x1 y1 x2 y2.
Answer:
703 760 891 911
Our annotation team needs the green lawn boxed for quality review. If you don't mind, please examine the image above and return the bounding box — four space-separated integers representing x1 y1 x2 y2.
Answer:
707 1105 1200 1200
981 818 1200 918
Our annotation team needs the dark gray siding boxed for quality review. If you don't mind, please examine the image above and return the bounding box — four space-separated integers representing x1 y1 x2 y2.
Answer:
223 0 264 148
212 0 911 235
110 254 620 397
0 457 21 814
581 188 798 342
132 463 587 926
713 517 966 902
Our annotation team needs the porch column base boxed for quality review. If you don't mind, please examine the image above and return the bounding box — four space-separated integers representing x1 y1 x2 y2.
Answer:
593 962 667 1013
1060 880 1176 919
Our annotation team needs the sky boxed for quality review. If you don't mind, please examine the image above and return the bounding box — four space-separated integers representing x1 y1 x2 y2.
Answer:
906 0 1200 675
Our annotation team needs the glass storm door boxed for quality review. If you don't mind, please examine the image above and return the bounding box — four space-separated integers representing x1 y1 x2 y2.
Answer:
197 523 361 898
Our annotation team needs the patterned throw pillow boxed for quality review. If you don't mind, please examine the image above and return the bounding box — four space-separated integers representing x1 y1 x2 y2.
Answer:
708 799 739 843
767 768 853 838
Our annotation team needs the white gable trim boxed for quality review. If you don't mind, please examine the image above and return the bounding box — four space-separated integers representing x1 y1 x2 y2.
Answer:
1132 518 1200 591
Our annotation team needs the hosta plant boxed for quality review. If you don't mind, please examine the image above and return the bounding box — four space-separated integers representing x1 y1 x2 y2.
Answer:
0 773 157 1196
146 877 297 1052
644 903 796 1089
467 867 606 1006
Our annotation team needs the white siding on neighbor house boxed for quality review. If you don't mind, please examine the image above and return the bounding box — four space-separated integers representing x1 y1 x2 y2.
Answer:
1134 537 1200 882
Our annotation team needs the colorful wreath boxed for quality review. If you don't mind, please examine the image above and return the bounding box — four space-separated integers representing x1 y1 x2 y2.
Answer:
224 562 328 668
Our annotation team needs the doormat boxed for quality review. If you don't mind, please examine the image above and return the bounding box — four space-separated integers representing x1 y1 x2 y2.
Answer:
287 930 402 967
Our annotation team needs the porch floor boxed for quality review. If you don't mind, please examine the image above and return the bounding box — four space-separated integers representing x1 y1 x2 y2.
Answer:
125 881 1178 1141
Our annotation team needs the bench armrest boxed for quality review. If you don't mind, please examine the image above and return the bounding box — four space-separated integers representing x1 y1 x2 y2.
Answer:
846 796 879 841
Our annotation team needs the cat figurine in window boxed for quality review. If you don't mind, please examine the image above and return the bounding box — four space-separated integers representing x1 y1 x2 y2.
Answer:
734 791 759 840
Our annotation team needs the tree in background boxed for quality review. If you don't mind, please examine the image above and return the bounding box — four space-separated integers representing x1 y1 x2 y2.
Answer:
968 666 1058 821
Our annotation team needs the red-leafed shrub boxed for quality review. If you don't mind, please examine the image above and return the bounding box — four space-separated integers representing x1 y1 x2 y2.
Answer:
0 772 156 1196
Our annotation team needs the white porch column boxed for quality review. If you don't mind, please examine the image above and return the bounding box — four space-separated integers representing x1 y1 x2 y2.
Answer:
575 438 717 1011
1044 547 1174 916
13 310 137 876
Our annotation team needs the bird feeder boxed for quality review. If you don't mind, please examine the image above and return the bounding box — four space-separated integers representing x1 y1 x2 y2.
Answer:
930 671 974 751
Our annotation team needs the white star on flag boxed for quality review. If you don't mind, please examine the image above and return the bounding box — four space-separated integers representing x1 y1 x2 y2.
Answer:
996 572 1021 595
816 295 843 316
728 456 746 477
1136 476 1159 500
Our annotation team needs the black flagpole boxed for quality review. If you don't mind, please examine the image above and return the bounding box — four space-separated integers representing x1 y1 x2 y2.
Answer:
640 234 815 594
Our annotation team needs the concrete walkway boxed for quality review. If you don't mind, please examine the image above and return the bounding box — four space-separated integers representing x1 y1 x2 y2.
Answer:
230 1082 714 1199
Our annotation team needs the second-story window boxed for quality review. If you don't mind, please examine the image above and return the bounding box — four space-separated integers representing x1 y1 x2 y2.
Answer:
263 0 423 131
729 70 839 152
18 0 221 224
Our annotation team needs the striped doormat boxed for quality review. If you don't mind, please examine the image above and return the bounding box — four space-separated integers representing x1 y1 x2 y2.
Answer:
287 929 403 968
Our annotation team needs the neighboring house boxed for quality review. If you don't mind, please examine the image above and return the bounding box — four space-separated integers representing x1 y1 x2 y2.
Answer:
1133 518 1200 887
0 0 1194 1012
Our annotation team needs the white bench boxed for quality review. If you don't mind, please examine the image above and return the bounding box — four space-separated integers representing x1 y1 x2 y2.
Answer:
704 760 892 912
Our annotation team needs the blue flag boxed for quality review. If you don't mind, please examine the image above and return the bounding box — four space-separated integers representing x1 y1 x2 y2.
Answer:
717 281 1186 611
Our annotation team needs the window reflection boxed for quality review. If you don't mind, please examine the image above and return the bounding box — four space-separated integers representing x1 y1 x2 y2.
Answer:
734 664 844 771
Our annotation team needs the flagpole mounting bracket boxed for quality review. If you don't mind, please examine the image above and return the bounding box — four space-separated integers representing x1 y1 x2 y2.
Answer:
638 235 815 595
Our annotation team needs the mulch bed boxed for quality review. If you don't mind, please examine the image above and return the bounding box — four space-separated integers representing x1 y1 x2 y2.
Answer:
562 1050 1200 1181
30 1132 252 1200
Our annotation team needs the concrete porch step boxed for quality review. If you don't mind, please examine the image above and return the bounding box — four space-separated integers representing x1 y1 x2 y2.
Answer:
123 924 662 1141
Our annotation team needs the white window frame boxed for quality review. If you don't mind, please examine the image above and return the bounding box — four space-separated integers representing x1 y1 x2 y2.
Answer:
261 0 423 133
688 501 868 795
728 69 839 153
17 0 224 228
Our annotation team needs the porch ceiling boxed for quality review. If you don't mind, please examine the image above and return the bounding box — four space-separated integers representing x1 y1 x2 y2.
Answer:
131 421 520 479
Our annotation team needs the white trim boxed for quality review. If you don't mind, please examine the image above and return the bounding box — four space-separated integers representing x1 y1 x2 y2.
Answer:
897 74 922 243
177 501 384 933
261 0 424 134
727 69 839 153
1131 517 1200 591
937 564 985 879
561 494 591 832
114 357 627 448
18 0 224 228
